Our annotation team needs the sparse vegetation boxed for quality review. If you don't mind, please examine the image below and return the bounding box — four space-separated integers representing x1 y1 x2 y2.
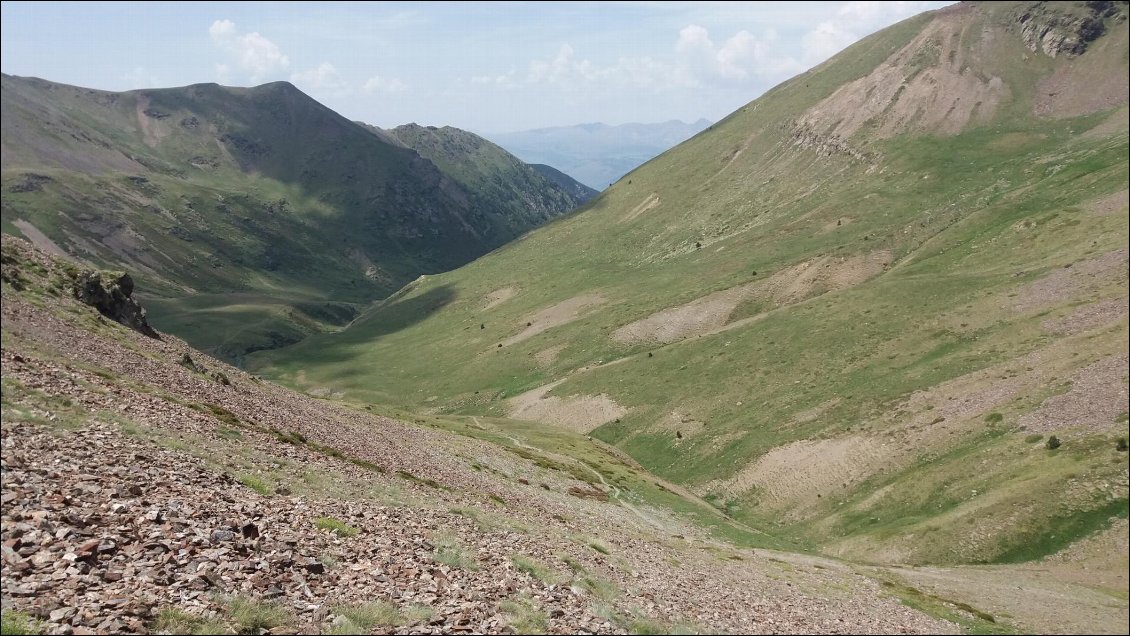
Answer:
314 517 359 537
237 474 271 496
499 596 548 634
225 596 293 634
0 611 42 636
326 601 403 634
510 554 560 584
433 534 480 570
985 412 1003 424
152 608 231 635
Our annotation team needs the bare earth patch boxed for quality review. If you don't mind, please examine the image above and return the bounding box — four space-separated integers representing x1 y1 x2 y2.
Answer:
483 286 517 310
710 436 895 518
797 12 1006 140
501 294 604 347
621 193 660 223
1017 354 1130 434
613 251 891 344
12 219 71 259
533 344 566 367
1087 188 1129 217
506 380 627 434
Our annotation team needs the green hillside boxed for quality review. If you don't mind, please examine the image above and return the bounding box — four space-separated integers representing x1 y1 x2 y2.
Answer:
1 77 588 361
253 1 1130 565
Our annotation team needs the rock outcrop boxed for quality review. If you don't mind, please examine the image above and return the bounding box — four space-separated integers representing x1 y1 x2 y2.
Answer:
73 269 159 339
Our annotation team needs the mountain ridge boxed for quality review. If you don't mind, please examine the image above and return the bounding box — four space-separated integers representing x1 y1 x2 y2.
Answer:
1 74 591 361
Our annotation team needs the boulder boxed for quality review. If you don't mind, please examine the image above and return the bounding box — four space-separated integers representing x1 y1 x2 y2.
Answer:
72 270 159 338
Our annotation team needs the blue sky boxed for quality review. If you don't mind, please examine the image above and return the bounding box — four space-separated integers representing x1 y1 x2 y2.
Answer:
0 1 951 133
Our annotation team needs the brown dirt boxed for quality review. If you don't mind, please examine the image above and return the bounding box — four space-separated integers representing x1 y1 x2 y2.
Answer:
12 218 72 259
708 435 894 519
797 11 1007 140
1087 188 1129 217
533 344 566 367
620 193 660 223
506 380 627 434
612 251 891 345
500 294 604 347
483 286 517 310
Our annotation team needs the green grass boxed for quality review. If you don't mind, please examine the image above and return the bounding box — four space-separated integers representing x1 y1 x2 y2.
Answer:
225 597 293 634
878 579 1013 635
325 601 402 634
152 608 232 635
237 474 271 496
432 532 480 570
499 597 548 634
0 611 42 636
314 517 359 537
510 554 561 584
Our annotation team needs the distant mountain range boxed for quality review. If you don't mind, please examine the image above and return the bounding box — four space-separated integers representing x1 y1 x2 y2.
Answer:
1 75 593 360
489 119 712 190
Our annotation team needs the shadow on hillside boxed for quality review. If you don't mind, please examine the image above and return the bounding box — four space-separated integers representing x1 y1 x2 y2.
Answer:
349 284 457 340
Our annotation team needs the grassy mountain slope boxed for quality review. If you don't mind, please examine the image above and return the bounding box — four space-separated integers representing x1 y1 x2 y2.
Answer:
255 1 1130 566
490 119 712 190
0 77 585 361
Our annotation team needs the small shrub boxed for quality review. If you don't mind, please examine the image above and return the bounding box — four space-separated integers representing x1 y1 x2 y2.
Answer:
985 412 1003 424
588 541 611 555
226 597 292 634
1046 435 1062 450
329 601 402 633
433 533 479 570
1024 433 1044 444
238 475 271 496
152 608 231 635
0 611 42 636
499 597 548 635
510 554 560 583
315 517 359 537
1116 437 1128 452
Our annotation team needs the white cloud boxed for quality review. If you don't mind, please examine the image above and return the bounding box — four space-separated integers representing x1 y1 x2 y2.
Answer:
362 75 406 94
209 19 290 83
291 62 351 95
801 1 939 65
471 70 518 88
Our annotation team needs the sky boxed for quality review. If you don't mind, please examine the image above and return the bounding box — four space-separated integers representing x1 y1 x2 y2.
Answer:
0 1 952 134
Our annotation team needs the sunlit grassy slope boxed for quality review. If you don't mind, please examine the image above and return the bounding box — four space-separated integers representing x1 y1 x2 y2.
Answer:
255 2 1129 565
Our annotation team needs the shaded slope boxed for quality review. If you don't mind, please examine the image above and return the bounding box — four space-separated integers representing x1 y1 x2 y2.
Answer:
255 1 1130 566
0 76 579 361
386 124 596 236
